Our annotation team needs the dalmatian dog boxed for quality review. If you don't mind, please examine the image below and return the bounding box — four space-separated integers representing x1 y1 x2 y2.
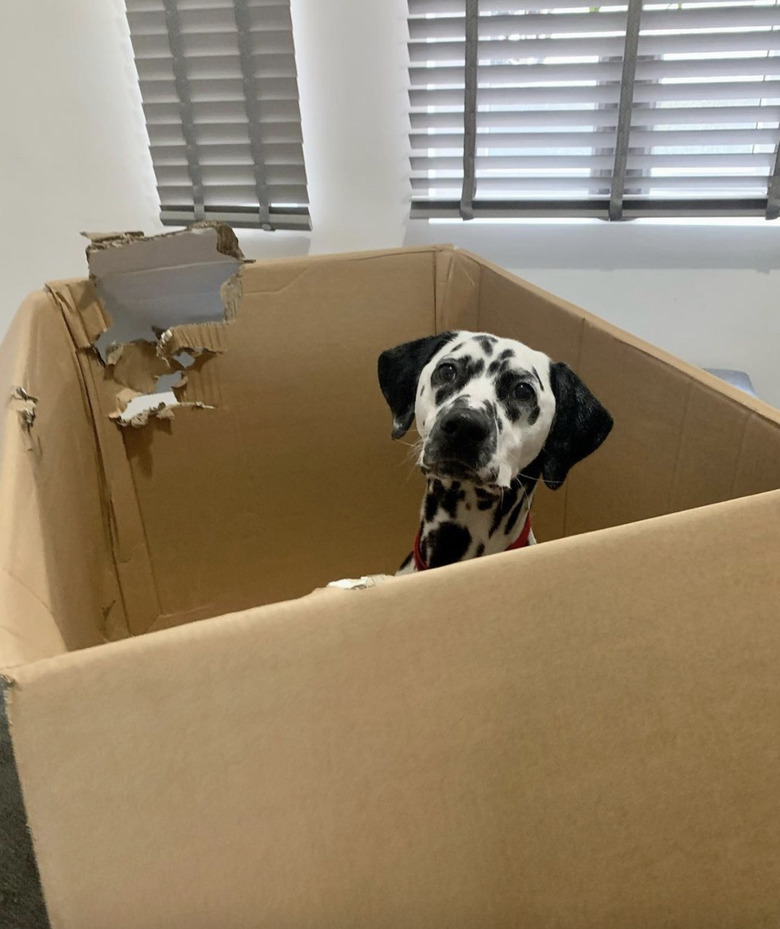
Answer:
377 330 614 574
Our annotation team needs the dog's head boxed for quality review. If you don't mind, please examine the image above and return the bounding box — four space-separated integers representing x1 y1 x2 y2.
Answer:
378 330 613 490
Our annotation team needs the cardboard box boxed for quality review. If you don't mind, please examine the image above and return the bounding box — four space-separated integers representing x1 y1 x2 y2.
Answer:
2 228 780 928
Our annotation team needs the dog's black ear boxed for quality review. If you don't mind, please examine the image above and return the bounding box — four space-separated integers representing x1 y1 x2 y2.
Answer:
378 332 456 439
541 362 613 489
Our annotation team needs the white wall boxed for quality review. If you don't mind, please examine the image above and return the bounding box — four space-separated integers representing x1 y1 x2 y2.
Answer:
2 0 779 407
405 219 780 407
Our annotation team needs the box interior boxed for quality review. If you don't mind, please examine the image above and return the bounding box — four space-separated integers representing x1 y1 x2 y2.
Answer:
2 241 780 665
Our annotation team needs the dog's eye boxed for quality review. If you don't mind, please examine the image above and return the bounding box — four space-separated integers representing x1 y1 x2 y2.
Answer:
512 381 535 403
436 362 457 383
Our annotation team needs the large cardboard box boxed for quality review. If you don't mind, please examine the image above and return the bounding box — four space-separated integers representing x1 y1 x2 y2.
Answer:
2 228 780 928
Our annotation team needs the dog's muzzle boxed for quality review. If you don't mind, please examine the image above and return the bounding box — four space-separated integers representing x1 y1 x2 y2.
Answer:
423 405 497 479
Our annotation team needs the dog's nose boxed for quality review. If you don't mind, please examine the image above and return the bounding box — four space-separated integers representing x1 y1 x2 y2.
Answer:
438 408 491 445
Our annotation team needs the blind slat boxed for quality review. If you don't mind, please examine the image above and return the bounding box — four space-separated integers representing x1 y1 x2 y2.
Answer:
411 107 780 135
412 82 780 109
132 30 293 57
411 175 772 195
409 0 773 13
143 99 302 124
410 128 780 151
409 32 780 64
128 0 291 10
156 164 307 184
409 56 780 87
409 7 779 41
150 141 305 165
139 76 299 104
134 53 297 81
159 207 309 231
128 6 291 33
413 152 778 173
147 122 303 145
158 183 308 202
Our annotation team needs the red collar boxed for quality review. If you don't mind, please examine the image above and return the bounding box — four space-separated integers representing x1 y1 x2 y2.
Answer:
413 515 532 572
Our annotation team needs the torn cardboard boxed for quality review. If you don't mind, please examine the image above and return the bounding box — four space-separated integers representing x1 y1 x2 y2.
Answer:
69 223 244 424
2 240 780 928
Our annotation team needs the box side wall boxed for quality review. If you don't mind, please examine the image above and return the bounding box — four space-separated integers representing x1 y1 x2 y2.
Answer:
9 490 780 929
78 248 445 627
0 292 120 666
466 255 780 540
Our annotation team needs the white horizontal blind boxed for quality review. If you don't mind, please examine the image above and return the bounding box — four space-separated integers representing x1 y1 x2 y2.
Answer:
126 0 310 230
409 0 780 220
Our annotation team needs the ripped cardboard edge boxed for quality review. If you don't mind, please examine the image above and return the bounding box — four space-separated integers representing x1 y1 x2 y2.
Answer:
72 222 245 426
8 387 39 453
110 397 215 429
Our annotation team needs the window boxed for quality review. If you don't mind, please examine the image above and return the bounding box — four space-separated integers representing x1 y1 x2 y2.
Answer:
126 0 309 230
408 0 780 220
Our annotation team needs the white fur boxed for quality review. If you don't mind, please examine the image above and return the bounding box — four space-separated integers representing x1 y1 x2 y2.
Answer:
414 331 556 490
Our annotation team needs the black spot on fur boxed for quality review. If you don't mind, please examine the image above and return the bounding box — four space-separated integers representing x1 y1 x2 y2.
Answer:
427 521 472 568
475 335 497 355
435 383 459 406
498 348 513 361
496 370 538 424
487 358 510 378
531 367 543 392
425 479 445 522
489 486 518 537
505 499 526 537
475 487 495 510
442 482 463 518
464 356 485 381
476 543 485 557
434 355 485 406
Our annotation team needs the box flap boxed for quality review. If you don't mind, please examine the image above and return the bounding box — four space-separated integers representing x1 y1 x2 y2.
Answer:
8 490 780 927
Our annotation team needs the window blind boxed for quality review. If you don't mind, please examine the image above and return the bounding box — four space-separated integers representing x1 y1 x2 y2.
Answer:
125 0 310 230
408 0 780 220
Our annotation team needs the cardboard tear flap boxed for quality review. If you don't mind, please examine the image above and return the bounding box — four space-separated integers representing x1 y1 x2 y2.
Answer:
9 386 38 432
104 341 172 395
79 222 243 425
110 395 213 429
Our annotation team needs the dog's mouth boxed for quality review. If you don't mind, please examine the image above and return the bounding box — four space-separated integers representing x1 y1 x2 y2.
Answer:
420 457 501 491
